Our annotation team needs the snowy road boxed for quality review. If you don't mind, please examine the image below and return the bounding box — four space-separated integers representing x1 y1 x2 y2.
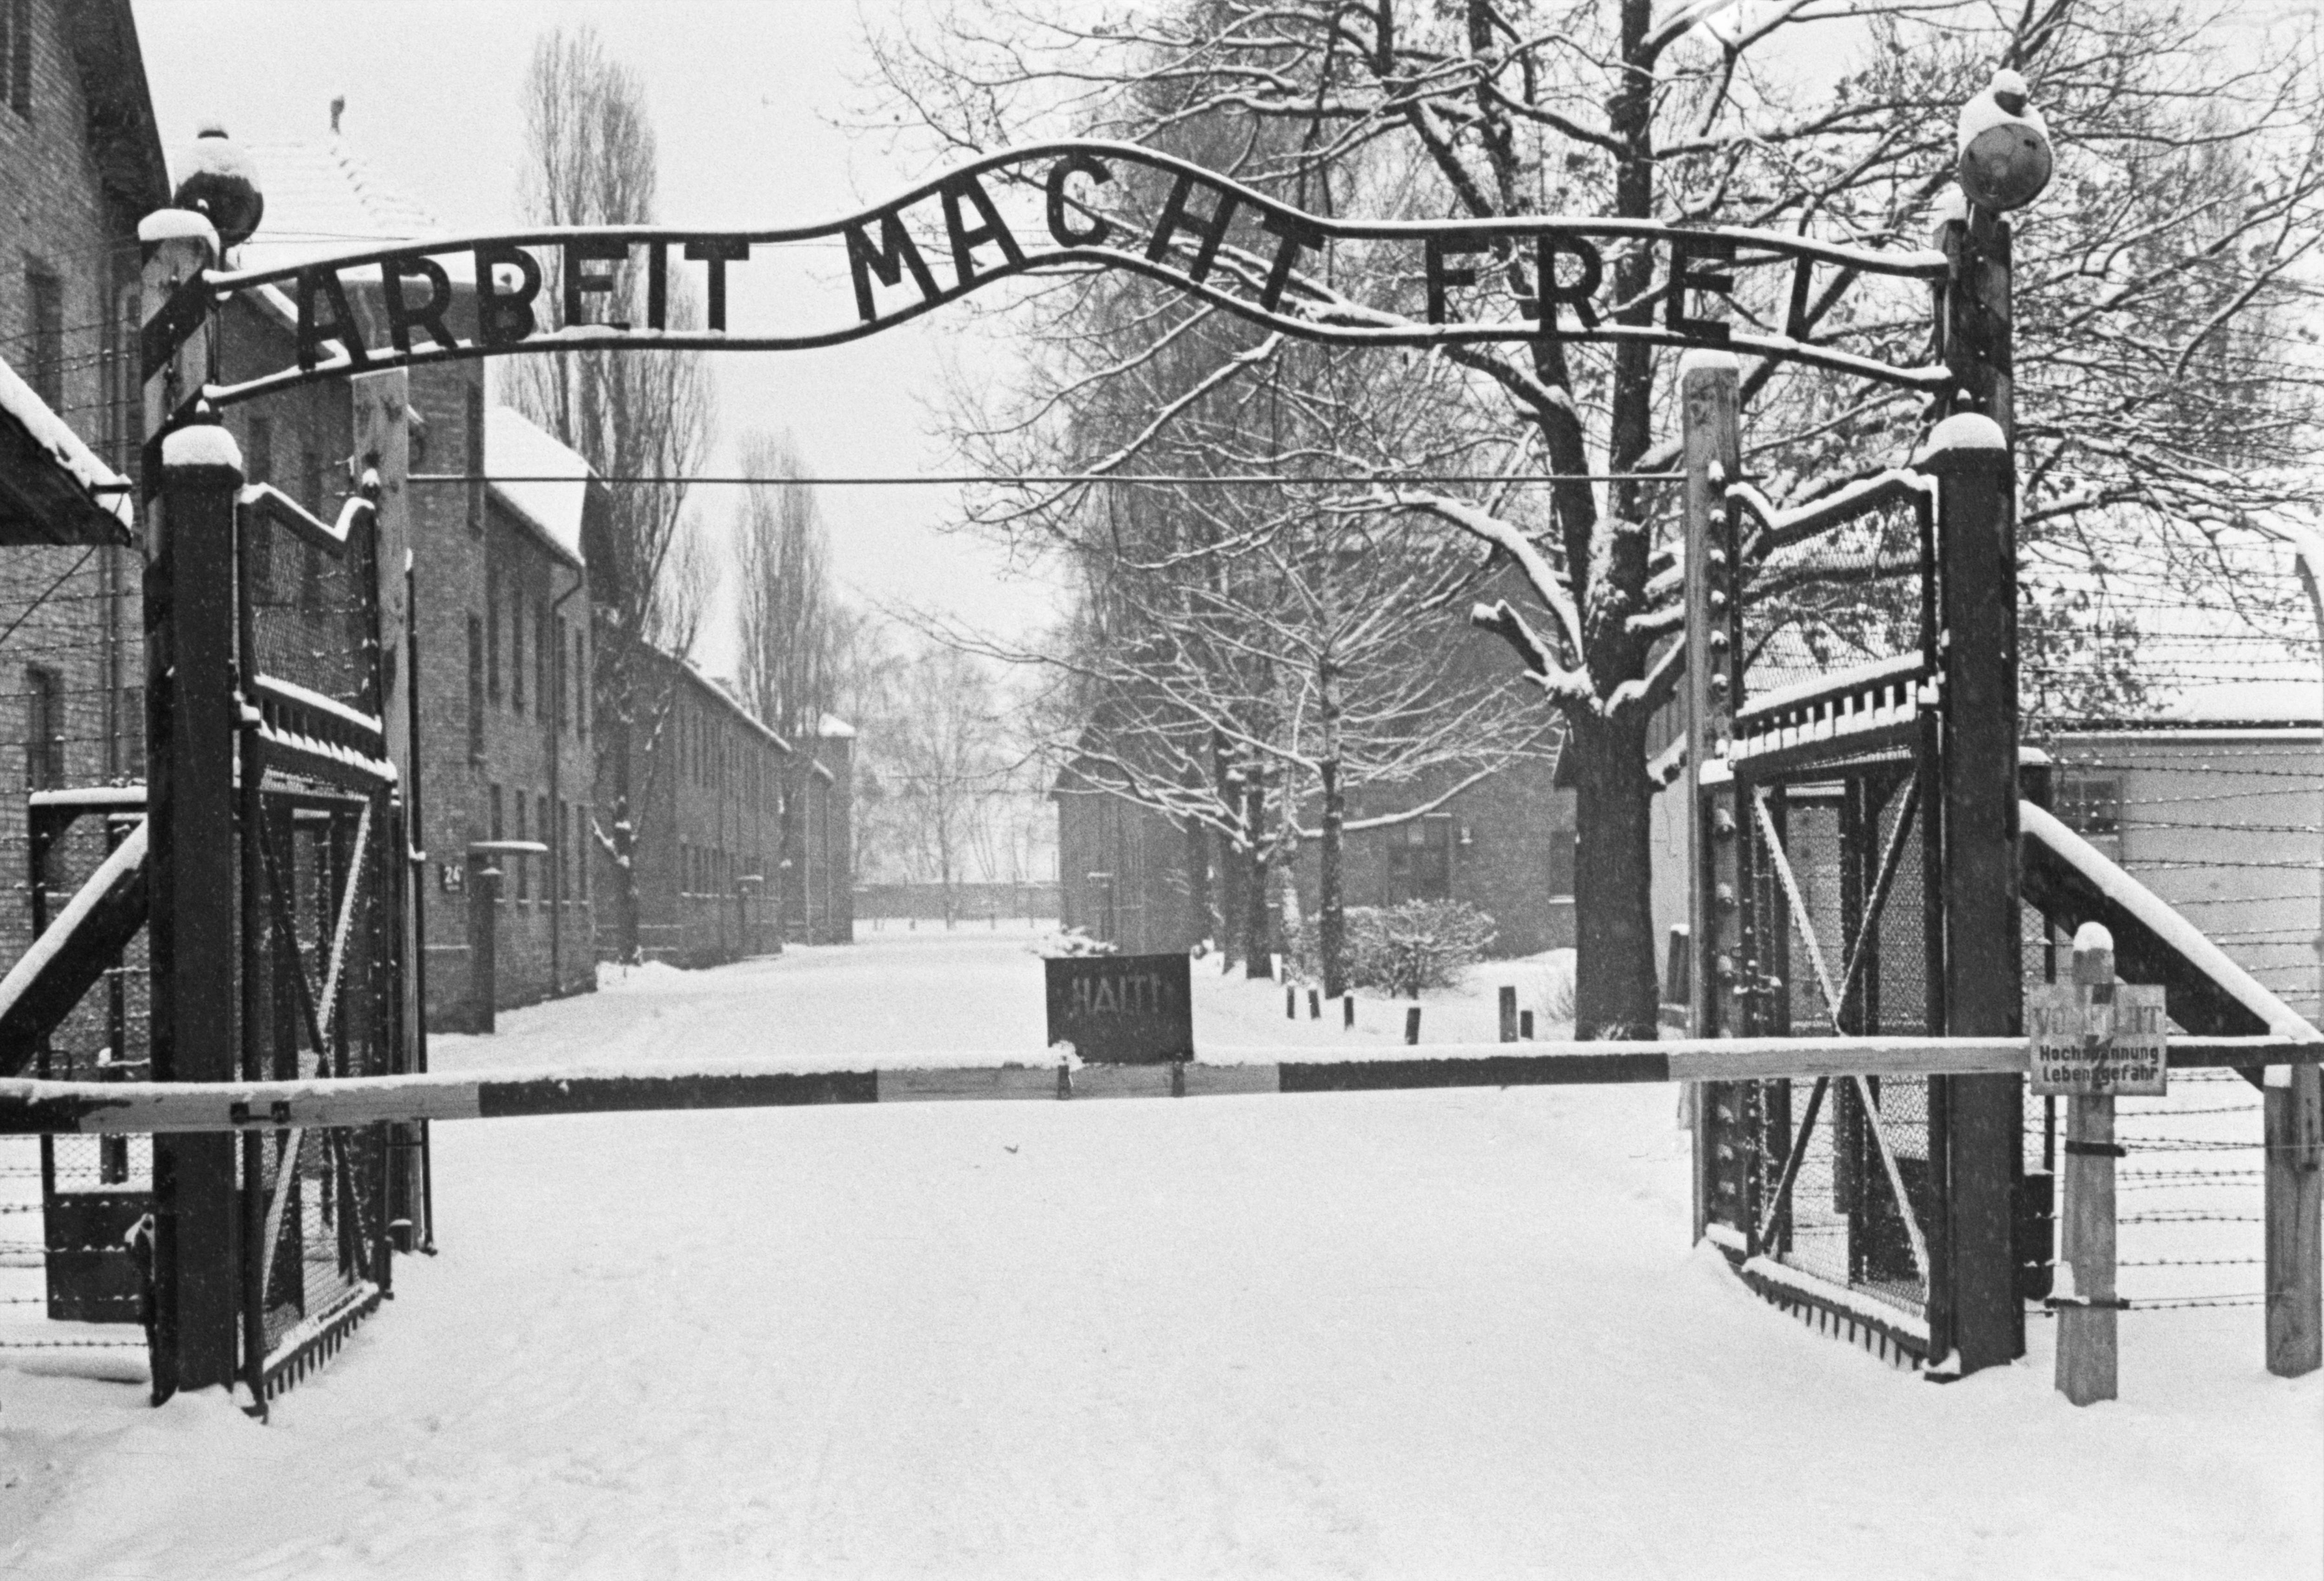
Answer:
2 929 2317 1578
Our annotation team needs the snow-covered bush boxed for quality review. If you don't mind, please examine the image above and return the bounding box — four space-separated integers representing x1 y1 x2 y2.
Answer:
1297 901 1497 997
1034 927 1117 958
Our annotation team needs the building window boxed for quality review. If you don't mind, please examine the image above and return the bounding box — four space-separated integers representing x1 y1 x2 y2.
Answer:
1386 815 1454 902
538 794 550 901
466 615 486 764
552 617 565 734
24 665 61 789
246 416 274 485
510 588 524 713
300 533 321 610
535 602 549 722
1548 825 1576 898
4 0 27 119
301 443 323 518
556 800 569 903
245 509 275 605
514 794 528 900
466 384 485 534
485 566 502 703
121 684 143 775
2057 773 2124 860
490 782 504 842
578 803 590 900
26 267 62 408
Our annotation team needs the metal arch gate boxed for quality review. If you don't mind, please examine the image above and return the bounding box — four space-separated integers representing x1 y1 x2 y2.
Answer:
99 114 2041 1403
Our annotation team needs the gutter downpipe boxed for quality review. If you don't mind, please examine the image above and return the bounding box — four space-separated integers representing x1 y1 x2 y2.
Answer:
549 567 585 999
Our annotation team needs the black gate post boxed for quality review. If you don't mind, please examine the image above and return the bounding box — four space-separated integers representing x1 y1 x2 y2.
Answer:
1923 411 2023 1374
1682 352 1743 1243
146 428 244 1401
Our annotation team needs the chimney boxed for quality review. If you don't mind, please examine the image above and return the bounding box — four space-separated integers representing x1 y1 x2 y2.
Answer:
330 96 345 135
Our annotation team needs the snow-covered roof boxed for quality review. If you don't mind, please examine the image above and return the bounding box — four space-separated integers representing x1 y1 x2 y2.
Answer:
0 351 134 542
818 714 857 739
2163 680 2318 726
678 662 792 755
486 406 590 569
216 137 475 281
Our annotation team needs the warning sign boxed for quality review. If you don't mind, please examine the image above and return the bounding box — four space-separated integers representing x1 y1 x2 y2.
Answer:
1043 953 1194 1065
2027 982 2167 1096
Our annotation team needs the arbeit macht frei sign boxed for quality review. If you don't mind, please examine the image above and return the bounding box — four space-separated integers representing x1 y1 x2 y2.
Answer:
177 142 1952 409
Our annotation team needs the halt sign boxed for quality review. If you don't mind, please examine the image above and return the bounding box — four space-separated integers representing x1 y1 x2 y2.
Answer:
2027 982 2168 1096
1044 953 1193 1065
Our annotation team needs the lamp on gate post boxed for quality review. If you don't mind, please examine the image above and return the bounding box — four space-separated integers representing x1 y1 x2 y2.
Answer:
1955 71 2053 215
171 123 264 252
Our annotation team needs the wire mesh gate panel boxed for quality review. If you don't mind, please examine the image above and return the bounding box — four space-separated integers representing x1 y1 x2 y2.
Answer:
241 487 403 1396
1696 469 1956 1363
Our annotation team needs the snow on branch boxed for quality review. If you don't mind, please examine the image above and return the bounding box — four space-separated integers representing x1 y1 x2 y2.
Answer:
1383 490 1587 660
1727 467 1930 553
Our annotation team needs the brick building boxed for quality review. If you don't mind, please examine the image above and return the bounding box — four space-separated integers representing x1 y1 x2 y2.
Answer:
785 715 855 946
216 137 600 1029
0 0 159 1032
598 648 794 965
1054 614 1574 962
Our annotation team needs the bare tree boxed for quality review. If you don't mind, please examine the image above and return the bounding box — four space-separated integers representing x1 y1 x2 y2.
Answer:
873 646 1016 925
733 430 838 945
872 0 2324 1036
513 24 717 961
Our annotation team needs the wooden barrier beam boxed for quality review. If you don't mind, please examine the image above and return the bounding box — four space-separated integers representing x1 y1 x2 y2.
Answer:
1 1033 2316 1136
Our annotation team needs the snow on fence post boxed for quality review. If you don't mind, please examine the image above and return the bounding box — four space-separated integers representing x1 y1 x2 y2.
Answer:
2265 1063 2322 1376
2050 924 2123 1406
1681 349 1742 1248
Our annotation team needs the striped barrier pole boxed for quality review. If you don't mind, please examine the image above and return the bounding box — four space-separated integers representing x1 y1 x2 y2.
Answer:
1 1035 2313 1136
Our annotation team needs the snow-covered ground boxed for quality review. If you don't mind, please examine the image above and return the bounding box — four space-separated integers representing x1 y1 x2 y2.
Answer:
1 927 2317 1578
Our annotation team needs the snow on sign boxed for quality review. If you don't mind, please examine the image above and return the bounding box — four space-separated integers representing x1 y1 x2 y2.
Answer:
1044 953 1193 1065
2027 982 2168 1096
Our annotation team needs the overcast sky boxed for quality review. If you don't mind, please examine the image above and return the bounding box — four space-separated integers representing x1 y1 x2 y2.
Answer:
136 0 1062 665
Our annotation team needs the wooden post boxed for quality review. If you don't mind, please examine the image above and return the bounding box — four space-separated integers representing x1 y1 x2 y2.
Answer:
1342 994 1353 1029
1404 1006 1420 1045
2054 924 2119 1406
1307 988 1320 1019
1682 351 1743 1245
1285 985 1296 1019
2265 1061 2322 1376
1520 1010 1535 1040
1921 408 2024 1375
468 856 500 1034
1499 986 1518 1043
